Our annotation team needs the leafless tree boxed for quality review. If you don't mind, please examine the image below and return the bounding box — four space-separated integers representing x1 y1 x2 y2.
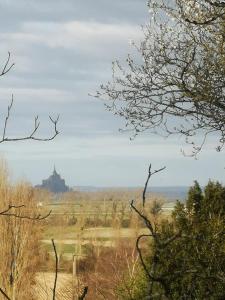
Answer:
130 164 182 299
97 0 225 156
0 52 59 300
0 49 87 300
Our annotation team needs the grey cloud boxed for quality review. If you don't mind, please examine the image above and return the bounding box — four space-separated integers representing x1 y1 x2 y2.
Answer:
0 0 148 32
0 13 144 145
0 19 142 94
0 0 222 187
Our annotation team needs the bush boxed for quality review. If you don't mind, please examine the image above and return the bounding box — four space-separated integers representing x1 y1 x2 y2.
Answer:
129 180 225 299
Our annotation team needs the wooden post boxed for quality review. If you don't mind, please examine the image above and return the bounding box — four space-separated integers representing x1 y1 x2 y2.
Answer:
73 255 77 277
72 255 79 300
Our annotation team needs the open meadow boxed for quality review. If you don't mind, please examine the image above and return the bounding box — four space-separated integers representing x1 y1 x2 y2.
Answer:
40 189 170 257
33 189 174 299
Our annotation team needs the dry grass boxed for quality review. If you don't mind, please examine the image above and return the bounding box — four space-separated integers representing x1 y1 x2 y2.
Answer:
0 161 171 299
0 161 44 299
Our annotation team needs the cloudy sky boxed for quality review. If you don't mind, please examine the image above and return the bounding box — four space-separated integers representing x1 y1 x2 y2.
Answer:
0 0 224 187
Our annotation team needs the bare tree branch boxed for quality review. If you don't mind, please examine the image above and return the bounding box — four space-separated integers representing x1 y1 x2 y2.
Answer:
0 95 59 143
142 164 166 206
0 204 24 215
0 287 11 300
0 51 59 299
135 234 154 281
0 204 52 220
0 52 59 144
98 0 225 156
130 164 182 298
131 200 155 238
51 239 58 300
1 52 14 76
78 286 88 300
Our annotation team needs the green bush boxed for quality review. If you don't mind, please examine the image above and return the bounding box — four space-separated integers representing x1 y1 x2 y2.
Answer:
125 180 225 299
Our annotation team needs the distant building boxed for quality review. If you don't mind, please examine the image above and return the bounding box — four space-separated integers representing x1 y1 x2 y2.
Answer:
36 166 69 193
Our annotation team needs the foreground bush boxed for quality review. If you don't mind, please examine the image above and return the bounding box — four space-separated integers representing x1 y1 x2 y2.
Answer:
124 180 225 299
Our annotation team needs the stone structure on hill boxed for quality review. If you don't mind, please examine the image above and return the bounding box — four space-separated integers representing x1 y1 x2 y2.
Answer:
36 166 69 193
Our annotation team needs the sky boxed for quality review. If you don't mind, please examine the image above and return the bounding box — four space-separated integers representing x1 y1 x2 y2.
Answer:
0 0 224 187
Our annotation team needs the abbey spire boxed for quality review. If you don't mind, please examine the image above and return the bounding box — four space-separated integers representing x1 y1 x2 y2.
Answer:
36 166 69 193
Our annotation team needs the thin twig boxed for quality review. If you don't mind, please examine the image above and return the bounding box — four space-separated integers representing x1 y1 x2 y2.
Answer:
0 204 24 215
142 164 166 206
1 52 14 76
1 96 59 143
2 95 13 141
0 205 52 220
51 239 58 300
0 287 11 300
0 288 11 300
0 52 59 143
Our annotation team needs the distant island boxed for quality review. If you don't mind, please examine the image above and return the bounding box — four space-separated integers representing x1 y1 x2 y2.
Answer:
36 166 69 193
35 167 188 200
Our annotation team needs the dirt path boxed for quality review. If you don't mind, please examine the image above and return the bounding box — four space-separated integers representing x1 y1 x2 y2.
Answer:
35 272 73 300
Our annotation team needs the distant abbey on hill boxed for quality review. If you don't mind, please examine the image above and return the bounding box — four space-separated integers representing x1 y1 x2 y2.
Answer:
36 166 69 193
